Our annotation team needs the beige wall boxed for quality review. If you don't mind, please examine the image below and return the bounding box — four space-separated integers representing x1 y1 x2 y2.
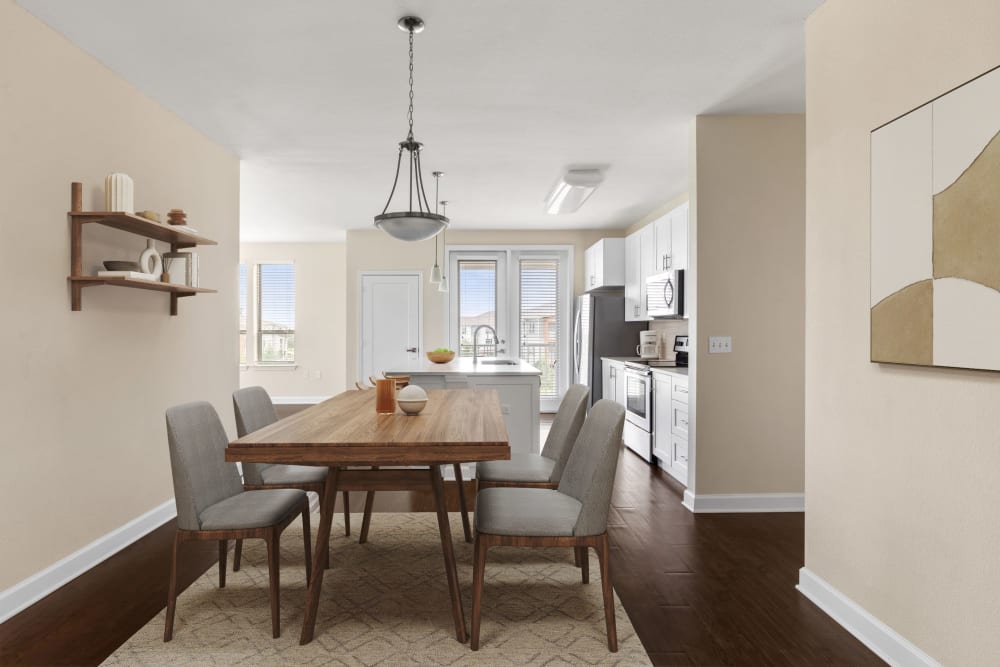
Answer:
806 2 1000 663
692 114 805 495
0 1 239 589
344 229 619 383
240 243 347 398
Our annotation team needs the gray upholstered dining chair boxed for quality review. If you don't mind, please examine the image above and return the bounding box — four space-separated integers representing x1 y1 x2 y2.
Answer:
470 399 625 652
232 386 349 569
476 384 589 491
163 401 311 641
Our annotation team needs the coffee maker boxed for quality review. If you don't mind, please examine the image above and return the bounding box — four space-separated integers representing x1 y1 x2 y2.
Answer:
637 331 659 359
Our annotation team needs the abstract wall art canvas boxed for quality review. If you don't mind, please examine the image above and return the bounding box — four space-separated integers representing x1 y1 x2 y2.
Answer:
871 65 1000 370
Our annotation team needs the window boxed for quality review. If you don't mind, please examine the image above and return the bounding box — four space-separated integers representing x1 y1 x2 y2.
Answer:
239 262 296 365
238 264 247 364
256 264 296 363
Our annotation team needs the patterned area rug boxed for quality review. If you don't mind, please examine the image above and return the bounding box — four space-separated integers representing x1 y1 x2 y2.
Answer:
104 513 649 666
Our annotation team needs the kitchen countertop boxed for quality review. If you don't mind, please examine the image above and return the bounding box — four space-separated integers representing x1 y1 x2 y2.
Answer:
387 357 542 376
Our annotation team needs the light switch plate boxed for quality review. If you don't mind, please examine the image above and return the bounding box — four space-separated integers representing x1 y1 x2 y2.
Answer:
708 336 732 353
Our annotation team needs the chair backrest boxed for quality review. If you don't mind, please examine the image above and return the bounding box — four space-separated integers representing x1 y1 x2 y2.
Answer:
557 399 625 536
540 384 589 482
232 386 279 485
165 401 244 531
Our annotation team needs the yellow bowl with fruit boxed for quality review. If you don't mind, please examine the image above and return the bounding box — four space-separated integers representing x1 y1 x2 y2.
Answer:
426 348 455 364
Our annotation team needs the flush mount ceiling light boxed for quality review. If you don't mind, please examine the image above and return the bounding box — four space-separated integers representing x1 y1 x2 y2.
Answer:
543 169 605 215
374 16 449 242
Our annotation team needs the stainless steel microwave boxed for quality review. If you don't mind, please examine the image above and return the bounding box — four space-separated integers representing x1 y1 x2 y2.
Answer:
646 270 684 318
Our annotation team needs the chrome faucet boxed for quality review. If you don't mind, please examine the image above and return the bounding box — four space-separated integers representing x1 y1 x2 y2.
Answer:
472 325 499 365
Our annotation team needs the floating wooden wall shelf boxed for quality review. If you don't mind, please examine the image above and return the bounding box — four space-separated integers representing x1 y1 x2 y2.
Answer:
67 182 218 315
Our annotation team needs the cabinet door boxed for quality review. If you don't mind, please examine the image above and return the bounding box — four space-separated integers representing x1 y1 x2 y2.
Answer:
671 202 688 270
602 360 615 401
624 232 641 321
670 434 688 483
638 224 655 319
592 241 605 287
584 245 596 290
653 214 672 273
652 375 672 463
613 363 626 406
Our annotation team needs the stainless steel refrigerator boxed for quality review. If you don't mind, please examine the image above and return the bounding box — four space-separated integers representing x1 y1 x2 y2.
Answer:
573 293 647 406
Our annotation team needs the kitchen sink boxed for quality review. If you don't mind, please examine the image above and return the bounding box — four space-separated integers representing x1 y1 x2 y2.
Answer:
477 359 519 365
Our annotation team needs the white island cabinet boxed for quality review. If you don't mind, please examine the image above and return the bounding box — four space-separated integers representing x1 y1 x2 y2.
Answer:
385 357 542 459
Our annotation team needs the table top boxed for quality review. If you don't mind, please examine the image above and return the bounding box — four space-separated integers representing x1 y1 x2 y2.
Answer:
226 388 510 467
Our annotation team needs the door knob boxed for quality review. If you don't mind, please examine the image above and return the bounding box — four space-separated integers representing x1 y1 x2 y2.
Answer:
405 347 417 353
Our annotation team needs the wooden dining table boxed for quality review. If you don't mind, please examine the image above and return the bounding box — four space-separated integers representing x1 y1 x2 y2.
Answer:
225 388 510 645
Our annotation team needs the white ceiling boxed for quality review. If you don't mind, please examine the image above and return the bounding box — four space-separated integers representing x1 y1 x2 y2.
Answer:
19 0 823 242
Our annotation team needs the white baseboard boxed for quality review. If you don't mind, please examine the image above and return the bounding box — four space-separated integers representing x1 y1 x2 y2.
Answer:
682 490 804 513
797 568 940 667
0 499 176 624
271 395 330 405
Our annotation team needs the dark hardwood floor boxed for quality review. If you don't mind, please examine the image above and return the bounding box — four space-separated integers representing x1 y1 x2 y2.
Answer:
0 410 882 666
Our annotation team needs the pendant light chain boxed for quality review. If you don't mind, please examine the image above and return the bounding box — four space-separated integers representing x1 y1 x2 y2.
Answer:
407 27 415 142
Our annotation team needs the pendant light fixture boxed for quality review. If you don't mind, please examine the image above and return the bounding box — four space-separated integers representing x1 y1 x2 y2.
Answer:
429 171 444 284
438 200 450 293
374 16 449 242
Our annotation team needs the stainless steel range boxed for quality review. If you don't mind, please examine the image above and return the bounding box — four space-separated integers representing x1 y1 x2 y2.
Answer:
623 361 654 461
622 358 684 463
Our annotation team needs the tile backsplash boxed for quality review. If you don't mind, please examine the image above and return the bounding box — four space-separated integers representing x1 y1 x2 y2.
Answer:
648 319 689 360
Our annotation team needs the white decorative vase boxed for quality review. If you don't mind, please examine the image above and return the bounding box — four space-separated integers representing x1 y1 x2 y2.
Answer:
138 239 162 278
104 173 134 213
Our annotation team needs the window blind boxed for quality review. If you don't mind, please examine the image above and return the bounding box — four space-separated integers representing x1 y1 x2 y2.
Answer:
519 259 559 398
457 259 497 357
257 263 296 363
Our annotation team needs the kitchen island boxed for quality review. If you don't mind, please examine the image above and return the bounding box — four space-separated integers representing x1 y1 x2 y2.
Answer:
387 357 541 459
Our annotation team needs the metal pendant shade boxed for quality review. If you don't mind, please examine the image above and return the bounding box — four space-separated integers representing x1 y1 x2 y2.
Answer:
374 16 449 242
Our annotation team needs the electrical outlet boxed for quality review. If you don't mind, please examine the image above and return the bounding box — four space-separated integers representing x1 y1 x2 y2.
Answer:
708 336 732 353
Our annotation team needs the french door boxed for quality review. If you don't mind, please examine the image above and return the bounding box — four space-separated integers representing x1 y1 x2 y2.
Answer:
447 247 571 411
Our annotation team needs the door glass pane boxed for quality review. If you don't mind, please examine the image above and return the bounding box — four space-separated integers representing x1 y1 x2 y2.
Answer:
520 259 559 398
457 260 497 357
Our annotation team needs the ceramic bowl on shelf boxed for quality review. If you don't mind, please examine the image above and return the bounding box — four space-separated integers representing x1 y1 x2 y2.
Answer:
426 350 455 364
396 384 428 415
103 260 141 271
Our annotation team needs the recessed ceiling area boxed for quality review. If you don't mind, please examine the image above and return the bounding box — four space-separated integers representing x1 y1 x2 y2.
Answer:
18 0 823 241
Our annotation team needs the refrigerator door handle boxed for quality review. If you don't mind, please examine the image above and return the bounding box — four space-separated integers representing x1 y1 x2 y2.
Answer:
573 306 582 377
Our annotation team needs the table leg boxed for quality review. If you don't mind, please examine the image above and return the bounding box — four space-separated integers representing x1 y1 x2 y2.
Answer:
299 467 341 645
430 465 468 643
453 463 473 543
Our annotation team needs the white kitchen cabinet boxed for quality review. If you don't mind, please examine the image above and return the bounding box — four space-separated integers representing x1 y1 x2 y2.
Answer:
652 369 688 486
584 238 625 290
625 224 656 321
653 213 672 274
601 358 626 406
652 202 689 273
670 202 689 270
652 374 672 462
602 359 615 401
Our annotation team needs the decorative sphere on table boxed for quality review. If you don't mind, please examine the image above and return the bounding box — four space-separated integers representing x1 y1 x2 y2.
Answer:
397 384 428 415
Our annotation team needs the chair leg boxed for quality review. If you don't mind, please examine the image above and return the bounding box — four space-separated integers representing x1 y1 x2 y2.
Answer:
218 540 227 588
343 491 351 536
359 490 376 544
234 539 243 572
596 534 617 652
301 504 313 586
266 529 281 639
470 533 489 651
577 546 589 584
163 532 180 642
453 464 472 543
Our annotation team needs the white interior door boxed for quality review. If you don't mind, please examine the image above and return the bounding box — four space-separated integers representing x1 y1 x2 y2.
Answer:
360 273 421 383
